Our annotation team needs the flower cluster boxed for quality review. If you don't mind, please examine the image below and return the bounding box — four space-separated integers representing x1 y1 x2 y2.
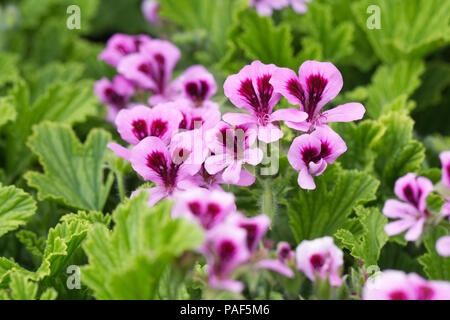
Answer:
362 270 450 300
172 187 344 292
382 150 450 256
250 0 312 16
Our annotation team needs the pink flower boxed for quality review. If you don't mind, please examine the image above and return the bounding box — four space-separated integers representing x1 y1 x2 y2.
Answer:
277 241 295 263
287 125 347 189
250 0 289 16
130 134 203 206
295 236 343 286
118 39 181 104
223 61 307 143
177 65 217 107
362 270 450 300
196 164 257 190
227 213 271 253
173 99 221 131
270 60 365 132
141 0 161 24
107 104 183 161
436 236 450 257
202 223 250 293
440 151 450 190
172 188 236 230
383 173 433 241
115 104 182 145
99 33 152 67
290 0 311 14
94 76 135 122
204 122 263 185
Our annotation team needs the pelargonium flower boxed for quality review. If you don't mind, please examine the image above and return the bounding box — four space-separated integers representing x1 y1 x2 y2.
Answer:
107 104 183 161
277 241 295 263
141 0 161 24
362 270 450 300
172 99 221 131
290 0 311 14
118 39 181 105
228 213 271 253
383 173 433 241
94 75 135 122
172 188 236 230
439 151 450 217
436 236 450 257
223 60 307 143
130 134 203 206
270 60 365 132
202 223 250 293
287 125 347 190
295 236 344 286
99 33 152 67
177 65 217 107
250 0 289 16
204 122 263 185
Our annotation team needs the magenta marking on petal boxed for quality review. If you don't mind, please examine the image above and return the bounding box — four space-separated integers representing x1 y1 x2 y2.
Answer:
217 127 246 159
132 119 149 141
186 80 209 105
403 185 419 208
310 254 325 270
306 74 328 119
446 164 450 181
214 240 237 275
319 142 331 159
417 286 434 300
287 78 306 106
301 146 321 164
256 75 274 115
149 119 168 138
146 151 179 188
240 223 257 251
188 201 202 216
105 88 127 108
389 291 408 300
238 76 274 123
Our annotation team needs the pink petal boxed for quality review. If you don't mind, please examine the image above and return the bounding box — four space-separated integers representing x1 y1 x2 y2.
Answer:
222 160 243 184
222 113 257 126
384 219 416 236
383 200 420 219
404 218 425 241
311 125 347 164
270 67 305 107
257 123 283 143
298 168 316 190
287 134 321 171
256 259 294 278
321 102 366 123
245 147 263 166
298 60 343 113
271 108 308 122
205 154 230 175
436 236 450 257
440 151 450 190
107 142 131 161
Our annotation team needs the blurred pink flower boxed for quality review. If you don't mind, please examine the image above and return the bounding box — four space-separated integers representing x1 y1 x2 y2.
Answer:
177 65 217 107
99 33 152 67
363 270 450 300
383 173 433 241
250 0 289 16
295 236 343 286
141 0 161 24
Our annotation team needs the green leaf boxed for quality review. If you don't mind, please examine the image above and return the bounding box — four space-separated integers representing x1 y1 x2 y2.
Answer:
8 272 38 300
332 120 385 171
335 206 388 266
4 76 99 182
81 193 204 300
40 288 58 300
0 96 16 129
287 166 379 241
301 1 354 63
0 258 31 287
235 11 296 69
352 0 450 63
0 53 20 87
0 184 37 238
16 230 46 258
418 227 450 281
25 122 114 211
365 60 425 119
33 217 92 280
